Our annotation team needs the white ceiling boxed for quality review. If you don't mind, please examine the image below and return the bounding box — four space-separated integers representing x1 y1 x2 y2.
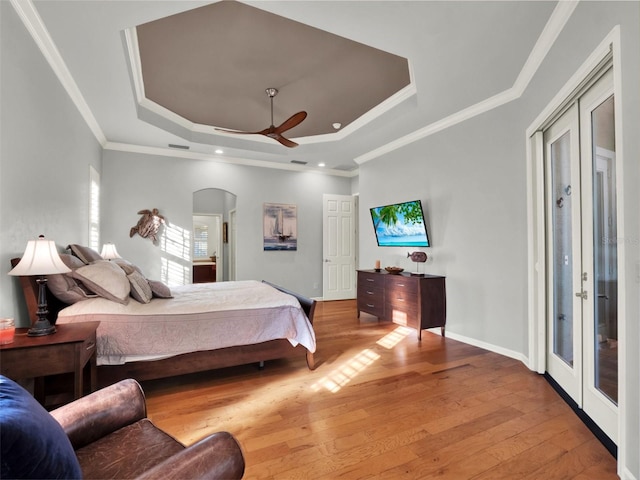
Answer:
23 0 564 175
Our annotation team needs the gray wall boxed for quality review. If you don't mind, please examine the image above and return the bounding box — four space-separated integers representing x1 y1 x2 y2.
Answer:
101 150 352 297
358 2 639 475
359 99 528 354
0 3 102 327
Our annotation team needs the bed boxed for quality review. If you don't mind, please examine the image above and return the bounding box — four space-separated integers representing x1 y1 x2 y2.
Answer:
11 254 316 387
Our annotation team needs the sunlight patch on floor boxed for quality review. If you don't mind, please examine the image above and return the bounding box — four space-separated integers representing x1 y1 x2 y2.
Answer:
376 326 412 349
310 348 381 393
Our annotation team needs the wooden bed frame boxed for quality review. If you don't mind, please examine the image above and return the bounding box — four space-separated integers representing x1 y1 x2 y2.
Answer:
11 259 316 386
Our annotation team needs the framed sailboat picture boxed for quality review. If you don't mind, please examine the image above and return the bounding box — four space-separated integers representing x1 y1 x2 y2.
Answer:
263 203 297 251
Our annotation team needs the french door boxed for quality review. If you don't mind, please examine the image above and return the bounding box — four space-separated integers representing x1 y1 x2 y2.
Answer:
544 68 618 443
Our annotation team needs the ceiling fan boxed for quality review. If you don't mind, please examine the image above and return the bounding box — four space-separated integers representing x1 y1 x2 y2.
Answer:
216 88 307 148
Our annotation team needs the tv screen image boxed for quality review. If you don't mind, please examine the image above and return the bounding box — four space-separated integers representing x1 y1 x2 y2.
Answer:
370 199 430 247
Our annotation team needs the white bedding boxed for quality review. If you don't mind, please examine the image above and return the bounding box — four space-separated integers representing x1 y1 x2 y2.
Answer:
56 280 316 365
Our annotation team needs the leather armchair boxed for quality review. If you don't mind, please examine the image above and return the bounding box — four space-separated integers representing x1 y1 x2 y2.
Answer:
50 378 245 479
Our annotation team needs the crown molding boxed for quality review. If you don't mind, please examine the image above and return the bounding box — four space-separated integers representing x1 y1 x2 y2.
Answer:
103 141 356 178
11 0 107 146
355 0 579 165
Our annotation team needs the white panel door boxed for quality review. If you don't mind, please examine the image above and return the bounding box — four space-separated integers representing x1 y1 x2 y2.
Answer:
323 194 356 300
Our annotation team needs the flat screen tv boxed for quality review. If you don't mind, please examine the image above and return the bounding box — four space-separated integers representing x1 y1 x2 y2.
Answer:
370 199 430 247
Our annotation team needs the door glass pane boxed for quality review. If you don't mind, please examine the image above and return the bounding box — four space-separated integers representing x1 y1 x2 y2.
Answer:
592 95 617 404
550 131 574 366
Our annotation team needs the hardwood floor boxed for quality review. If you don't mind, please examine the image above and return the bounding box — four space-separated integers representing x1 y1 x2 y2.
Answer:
143 300 618 479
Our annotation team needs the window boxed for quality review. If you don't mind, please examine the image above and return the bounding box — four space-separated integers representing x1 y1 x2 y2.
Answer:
89 166 100 251
193 225 209 258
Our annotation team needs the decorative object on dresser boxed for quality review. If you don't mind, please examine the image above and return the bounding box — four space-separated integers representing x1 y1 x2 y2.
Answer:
357 269 446 340
407 250 428 276
8 236 71 336
384 266 404 275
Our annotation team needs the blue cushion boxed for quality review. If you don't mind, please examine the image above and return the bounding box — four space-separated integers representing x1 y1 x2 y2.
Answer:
0 375 82 479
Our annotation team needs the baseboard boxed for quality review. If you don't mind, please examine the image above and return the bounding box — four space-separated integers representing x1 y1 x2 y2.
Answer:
621 467 638 480
426 328 529 365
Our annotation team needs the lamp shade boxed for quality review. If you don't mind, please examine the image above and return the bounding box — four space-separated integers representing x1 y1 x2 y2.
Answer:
8 236 71 276
100 243 121 260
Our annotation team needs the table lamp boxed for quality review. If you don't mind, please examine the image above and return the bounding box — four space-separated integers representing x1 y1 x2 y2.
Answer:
100 243 121 260
8 235 71 336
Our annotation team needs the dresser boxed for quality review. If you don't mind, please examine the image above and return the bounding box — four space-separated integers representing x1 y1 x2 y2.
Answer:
357 269 446 340
193 262 216 283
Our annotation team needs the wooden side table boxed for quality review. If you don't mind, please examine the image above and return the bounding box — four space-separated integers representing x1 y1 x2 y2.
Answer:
0 321 99 404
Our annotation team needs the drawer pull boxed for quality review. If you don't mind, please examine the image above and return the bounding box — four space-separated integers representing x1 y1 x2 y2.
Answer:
366 290 374 295
86 342 96 350
366 278 374 282
366 303 375 308
396 283 405 287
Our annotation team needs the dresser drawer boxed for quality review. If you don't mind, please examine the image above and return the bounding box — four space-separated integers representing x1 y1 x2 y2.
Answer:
385 275 418 296
358 271 385 288
79 330 97 366
386 290 418 328
357 285 385 317
387 307 419 329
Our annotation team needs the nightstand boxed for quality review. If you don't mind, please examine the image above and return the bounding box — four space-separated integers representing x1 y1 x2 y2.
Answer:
0 321 99 404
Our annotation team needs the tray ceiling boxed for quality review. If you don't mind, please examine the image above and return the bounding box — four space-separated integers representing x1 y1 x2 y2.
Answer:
25 0 564 173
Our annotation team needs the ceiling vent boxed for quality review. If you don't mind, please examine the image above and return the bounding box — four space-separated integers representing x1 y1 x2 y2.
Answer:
290 160 307 165
168 143 189 150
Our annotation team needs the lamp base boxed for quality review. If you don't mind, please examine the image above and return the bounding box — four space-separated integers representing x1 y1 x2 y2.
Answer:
27 321 56 337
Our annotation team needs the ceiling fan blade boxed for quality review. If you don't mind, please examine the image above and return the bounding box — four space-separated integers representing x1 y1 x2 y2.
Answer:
216 91 304 147
274 111 307 134
274 135 299 148
215 127 271 136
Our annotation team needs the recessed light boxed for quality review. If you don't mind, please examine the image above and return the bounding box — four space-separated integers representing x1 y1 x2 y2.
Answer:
332 122 342 130
215 149 223 154
318 162 326 167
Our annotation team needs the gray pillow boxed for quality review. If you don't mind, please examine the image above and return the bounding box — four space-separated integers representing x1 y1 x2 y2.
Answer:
148 279 173 298
128 271 152 304
47 254 97 304
71 260 130 304
67 244 103 264
113 258 143 276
